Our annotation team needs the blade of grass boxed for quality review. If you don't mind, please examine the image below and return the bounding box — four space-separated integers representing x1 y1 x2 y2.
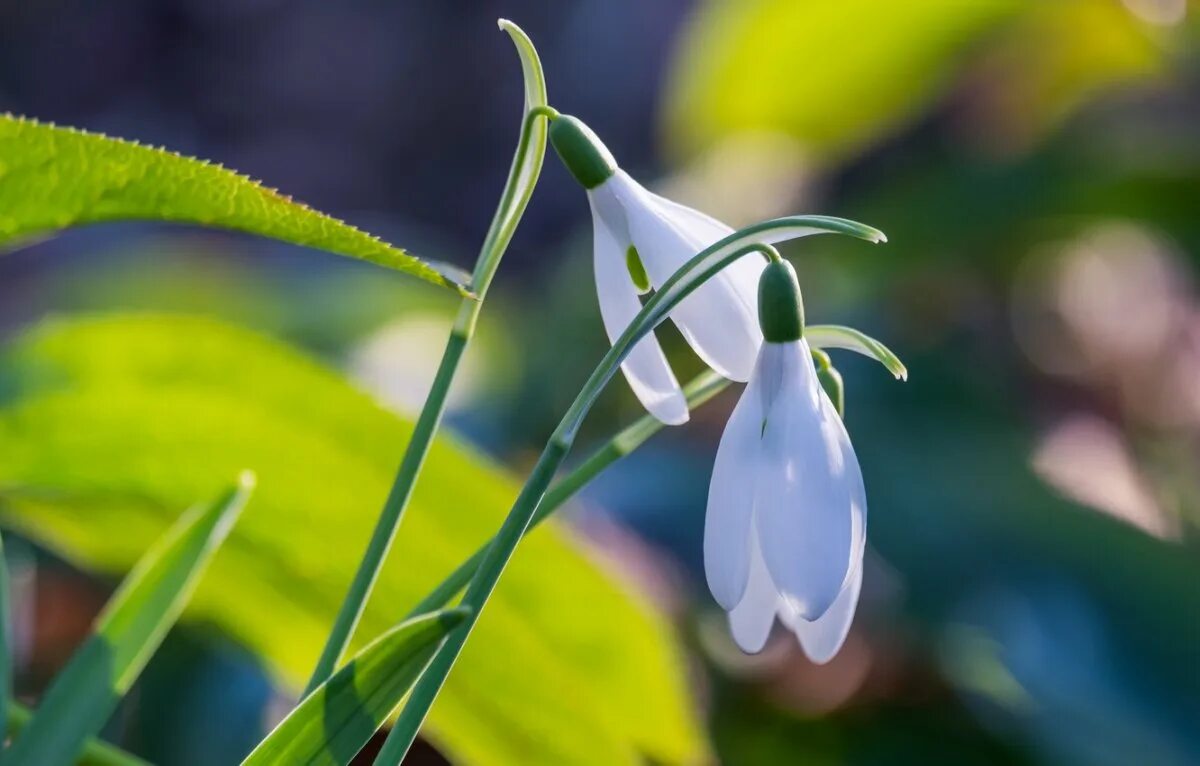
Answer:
0 529 10 735
241 608 468 766
302 18 552 696
5 473 255 766
4 703 150 766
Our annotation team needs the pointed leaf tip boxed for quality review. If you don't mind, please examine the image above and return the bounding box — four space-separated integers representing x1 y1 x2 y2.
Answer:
240 607 470 766
806 324 906 381
440 605 472 626
5 482 249 766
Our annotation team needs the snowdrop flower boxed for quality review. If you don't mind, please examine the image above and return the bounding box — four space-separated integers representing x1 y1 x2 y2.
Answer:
705 258 866 663
550 114 774 425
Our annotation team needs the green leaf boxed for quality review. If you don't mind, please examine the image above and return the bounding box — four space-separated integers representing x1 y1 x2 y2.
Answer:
806 324 908 380
0 529 9 734
243 608 467 766
968 1 1165 144
4 475 253 766
0 314 707 766
0 114 466 293
665 0 1021 160
6 702 151 766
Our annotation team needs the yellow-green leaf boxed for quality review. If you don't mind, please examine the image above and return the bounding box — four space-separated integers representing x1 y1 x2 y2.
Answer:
665 0 1021 160
0 114 466 293
0 314 707 766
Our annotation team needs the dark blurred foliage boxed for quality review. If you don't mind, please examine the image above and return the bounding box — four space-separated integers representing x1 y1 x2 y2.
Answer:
2 1 1200 764
0 0 689 271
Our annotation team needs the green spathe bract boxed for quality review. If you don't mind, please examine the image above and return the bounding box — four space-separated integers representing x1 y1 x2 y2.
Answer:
5 475 254 766
758 258 805 342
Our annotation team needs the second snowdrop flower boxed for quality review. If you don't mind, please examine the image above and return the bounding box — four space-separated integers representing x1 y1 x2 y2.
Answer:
705 258 867 663
550 115 770 425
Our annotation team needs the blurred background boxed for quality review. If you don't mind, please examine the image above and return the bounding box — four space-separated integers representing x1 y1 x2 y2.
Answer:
1 0 1199 764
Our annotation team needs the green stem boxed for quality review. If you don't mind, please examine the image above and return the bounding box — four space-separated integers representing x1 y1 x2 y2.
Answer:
377 441 568 766
5 702 149 766
302 103 552 696
377 242 779 763
404 370 729 618
399 324 886 620
301 331 468 696
378 215 882 762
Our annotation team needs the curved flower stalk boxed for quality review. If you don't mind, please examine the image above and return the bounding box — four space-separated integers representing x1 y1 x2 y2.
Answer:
549 115 851 424
302 19 553 696
401 323 902 627
377 218 886 765
706 259 896 663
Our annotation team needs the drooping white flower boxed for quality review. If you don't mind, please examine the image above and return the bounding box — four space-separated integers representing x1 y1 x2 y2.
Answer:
705 259 867 663
551 114 809 425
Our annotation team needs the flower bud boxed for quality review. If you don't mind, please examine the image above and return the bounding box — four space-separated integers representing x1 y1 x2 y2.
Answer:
549 115 617 190
758 258 805 342
812 349 845 417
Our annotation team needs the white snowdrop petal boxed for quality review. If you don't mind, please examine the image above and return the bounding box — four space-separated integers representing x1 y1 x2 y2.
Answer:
589 192 688 424
641 190 767 337
782 554 863 664
755 341 855 621
637 189 734 245
704 349 767 609
775 361 868 664
728 529 778 654
612 173 764 381
821 390 868 570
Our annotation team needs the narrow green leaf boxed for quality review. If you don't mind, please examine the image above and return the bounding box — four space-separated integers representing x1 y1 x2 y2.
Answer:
806 324 908 380
0 529 10 734
5 475 255 766
5 703 150 766
243 608 468 766
0 114 466 293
